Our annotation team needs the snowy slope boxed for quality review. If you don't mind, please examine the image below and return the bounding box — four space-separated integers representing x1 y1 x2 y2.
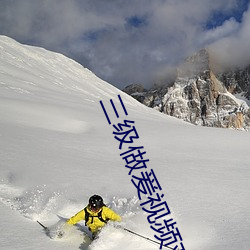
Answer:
0 36 250 250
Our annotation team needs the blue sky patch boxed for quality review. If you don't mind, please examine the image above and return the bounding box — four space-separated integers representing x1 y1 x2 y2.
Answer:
206 0 249 29
126 15 148 28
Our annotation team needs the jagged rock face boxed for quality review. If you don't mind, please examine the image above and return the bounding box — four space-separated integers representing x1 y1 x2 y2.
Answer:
123 49 250 130
217 66 250 99
123 84 147 103
161 74 249 128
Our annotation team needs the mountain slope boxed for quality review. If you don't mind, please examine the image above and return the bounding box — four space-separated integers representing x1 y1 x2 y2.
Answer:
0 36 250 250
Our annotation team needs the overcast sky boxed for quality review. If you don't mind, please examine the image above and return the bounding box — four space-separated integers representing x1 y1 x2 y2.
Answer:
0 0 249 89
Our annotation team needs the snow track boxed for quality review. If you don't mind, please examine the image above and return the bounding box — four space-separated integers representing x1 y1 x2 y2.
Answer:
0 183 23 207
0 181 63 220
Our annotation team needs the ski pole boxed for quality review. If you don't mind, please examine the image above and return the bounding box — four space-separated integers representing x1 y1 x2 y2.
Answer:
37 220 48 231
122 227 175 250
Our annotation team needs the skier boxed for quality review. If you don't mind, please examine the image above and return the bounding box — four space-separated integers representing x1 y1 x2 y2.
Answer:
66 194 122 239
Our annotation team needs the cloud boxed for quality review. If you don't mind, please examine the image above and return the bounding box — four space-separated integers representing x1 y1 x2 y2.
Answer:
0 0 249 89
200 18 240 45
208 4 250 68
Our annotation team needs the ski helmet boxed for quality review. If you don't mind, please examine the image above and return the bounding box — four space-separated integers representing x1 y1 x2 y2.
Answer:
89 195 104 211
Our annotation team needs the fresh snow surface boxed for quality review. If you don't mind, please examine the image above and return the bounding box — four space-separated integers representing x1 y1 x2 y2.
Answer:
0 35 250 250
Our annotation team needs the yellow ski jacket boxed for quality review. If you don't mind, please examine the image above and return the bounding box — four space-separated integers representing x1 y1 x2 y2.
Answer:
67 206 121 233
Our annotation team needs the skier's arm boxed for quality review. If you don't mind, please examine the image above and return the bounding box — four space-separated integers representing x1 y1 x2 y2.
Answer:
104 207 122 222
67 209 85 225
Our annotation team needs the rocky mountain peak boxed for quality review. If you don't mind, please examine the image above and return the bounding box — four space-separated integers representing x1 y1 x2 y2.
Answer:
123 49 250 130
177 49 210 78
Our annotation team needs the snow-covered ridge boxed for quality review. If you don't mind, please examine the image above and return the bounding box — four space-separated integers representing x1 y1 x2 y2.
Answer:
0 35 150 134
0 35 130 101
